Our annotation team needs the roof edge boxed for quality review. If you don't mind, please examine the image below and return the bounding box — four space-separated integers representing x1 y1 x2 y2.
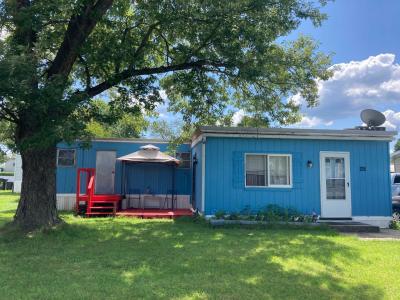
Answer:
73 137 191 145
192 126 397 143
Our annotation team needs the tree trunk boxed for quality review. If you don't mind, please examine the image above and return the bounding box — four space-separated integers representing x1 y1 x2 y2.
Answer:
13 146 61 230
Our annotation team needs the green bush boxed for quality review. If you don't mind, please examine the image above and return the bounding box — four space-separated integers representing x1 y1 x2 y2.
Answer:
214 210 226 220
213 204 316 223
227 212 240 220
389 213 400 230
240 205 252 216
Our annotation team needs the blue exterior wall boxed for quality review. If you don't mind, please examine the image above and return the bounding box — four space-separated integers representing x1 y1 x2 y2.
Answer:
203 137 392 217
56 141 191 195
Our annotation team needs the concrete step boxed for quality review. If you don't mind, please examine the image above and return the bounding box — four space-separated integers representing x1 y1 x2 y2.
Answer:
319 221 380 233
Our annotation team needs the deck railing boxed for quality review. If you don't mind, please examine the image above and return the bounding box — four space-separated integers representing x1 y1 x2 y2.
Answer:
86 175 95 214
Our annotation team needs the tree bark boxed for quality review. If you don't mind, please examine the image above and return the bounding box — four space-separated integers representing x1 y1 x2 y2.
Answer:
13 146 61 230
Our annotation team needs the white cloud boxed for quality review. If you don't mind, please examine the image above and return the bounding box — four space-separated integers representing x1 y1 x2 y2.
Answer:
294 53 400 128
232 109 245 126
292 116 333 128
383 109 400 131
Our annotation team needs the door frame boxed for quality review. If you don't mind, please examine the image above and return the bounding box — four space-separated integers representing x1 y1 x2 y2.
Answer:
319 151 352 218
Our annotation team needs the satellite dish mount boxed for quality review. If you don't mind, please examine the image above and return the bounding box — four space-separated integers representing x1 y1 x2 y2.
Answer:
358 109 386 131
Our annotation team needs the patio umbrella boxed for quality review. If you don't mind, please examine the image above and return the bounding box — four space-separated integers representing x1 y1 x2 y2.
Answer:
117 144 180 209
117 144 180 165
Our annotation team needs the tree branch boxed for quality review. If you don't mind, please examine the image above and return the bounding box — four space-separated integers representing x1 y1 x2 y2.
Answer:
46 0 113 79
78 55 91 91
75 60 227 98
0 99 18 123
131 22 160 60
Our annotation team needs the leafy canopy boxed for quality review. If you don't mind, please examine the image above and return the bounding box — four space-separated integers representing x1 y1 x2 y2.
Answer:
0 0 331 151
85 100 149 138
395 140 400 152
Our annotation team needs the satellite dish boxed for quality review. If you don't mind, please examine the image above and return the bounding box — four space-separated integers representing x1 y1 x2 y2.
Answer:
360 109 386 127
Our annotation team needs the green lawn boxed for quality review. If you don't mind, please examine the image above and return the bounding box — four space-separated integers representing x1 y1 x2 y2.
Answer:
1 191 400 299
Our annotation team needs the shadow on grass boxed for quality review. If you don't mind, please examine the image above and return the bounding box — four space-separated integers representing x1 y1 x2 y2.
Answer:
0 216 384 299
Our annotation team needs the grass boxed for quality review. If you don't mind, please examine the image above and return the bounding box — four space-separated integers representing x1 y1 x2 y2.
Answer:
1 191 400 299
0 172 14 176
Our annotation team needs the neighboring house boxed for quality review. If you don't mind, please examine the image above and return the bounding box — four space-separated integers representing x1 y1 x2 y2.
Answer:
56 140 192 211
0 156 15 173
391 150 400 173
56 126 396 228
13 155 22 193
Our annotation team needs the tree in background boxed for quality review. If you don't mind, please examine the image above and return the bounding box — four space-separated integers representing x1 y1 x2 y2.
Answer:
395 140 400 152
237 115 270 128
0 0 332 230
85 100 149 138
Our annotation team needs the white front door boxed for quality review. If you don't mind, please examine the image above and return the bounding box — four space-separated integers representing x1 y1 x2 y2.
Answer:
95 151 116 194
320 152 352 218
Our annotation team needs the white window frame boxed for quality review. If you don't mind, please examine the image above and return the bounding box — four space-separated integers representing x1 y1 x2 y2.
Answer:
57 149 76 167
244 153 292 188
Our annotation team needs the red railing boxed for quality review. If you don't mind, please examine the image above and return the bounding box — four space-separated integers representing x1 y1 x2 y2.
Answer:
87 175 95 214
76 168 96 214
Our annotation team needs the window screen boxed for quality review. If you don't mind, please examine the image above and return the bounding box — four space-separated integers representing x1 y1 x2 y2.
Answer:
57 149 76 167
176 152 191 168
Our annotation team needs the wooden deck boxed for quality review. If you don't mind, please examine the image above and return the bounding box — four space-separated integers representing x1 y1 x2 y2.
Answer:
116 209 193 219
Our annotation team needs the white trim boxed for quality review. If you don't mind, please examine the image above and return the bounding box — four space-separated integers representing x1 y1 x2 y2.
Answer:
191 135 204 148
201 140 206 213
244 153 293 189
57 193 75 197
352 216 392 228
320 151 352 218
92 138 191 144
193 132 394 143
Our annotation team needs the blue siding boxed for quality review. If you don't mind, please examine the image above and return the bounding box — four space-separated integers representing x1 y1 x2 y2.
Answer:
56 141 191 195
204 137 392 217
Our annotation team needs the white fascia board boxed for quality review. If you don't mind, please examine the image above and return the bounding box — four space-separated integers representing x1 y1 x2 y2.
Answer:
196 132 394 142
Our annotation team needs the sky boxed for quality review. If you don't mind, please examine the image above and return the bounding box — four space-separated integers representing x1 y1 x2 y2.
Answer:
287 0 400 134
156 0 400 145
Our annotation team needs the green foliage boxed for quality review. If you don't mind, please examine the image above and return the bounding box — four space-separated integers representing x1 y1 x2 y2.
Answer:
150 119 194 154
85 100 149 138
0 172 14 176
214 204 314 223
226 212 240 220
0 0 332 152
214 210 226 220
237 115 270 128
395 140 400 152
390 213 400 230
0 150 6 164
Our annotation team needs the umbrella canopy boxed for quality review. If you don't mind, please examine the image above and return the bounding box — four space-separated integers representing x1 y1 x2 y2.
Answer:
117 144 180 165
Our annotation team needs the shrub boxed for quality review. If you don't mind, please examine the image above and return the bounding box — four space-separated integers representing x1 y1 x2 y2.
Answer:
240 205 252 216
227 212 240 220
390 212 400 230
214 210 226 219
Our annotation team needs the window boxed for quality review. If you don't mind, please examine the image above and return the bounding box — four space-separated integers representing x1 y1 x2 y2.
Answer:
245 154 292 187
176 152 191 168
57 149 76 167
394 175 400 184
